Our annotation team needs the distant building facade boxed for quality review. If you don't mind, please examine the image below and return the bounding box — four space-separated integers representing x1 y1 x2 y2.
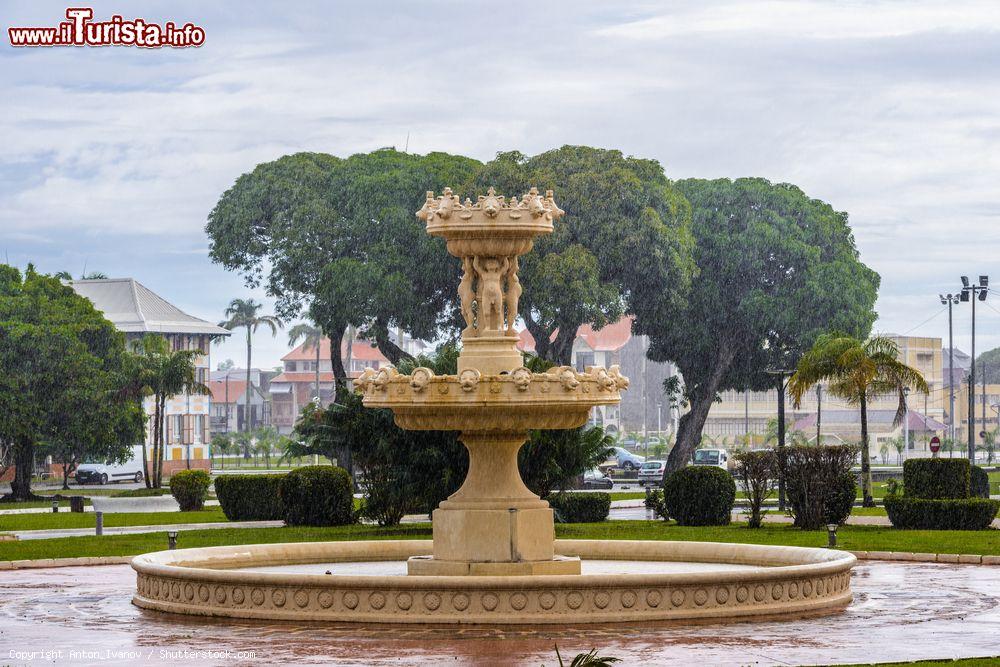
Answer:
270 333 423 434
705 335 948 454
70 278 230 474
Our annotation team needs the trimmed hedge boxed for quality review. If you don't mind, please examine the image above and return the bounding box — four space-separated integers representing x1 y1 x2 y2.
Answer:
824 472 857 526
970 466 990 499
903 458 970 499
110 488 171 498
169 469 211 511
549 492 611 523
214 474 285 521
278 465 354 527
884 494 999 530
663 466 735 526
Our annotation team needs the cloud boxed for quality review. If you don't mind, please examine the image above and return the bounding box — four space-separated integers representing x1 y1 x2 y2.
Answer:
2 0 1000 364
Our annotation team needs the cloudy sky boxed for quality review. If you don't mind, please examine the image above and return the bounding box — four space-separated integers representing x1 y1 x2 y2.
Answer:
2 0 999 369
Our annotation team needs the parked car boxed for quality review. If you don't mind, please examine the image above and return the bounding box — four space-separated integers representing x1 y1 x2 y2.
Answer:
691 448 729 470
577 468 614 490
611 446 645 471
638 460 666 486
75 444 144 485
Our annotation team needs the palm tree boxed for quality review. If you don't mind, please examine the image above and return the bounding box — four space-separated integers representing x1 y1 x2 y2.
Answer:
131 334 211 487
254 426 278 468
219 299 282 432
211 433 232 469
788 333 928 506
288 321 324 402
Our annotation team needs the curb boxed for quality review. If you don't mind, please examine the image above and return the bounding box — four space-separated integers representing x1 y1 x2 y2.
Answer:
0 556 132 570
849 551 1000 565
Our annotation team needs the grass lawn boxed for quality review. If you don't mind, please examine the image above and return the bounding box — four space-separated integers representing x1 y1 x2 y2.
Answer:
2 519 997 562
0 507 231 532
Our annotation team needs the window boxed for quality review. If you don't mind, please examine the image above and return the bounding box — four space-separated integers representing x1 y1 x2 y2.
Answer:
575 352 595 373
286 361 296 372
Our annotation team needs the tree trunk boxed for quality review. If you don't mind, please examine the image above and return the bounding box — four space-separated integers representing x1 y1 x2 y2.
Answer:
156 395 167 487
5 436 39 501
860 395 874 507
144 401 154 489
549 323 578 367
245 326 253 432
523 313 554 363
665 347 736 474
372 321 414 366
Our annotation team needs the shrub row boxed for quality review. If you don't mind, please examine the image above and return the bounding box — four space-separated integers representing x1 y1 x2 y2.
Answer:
550 492 611 523
279 465 354 527
903 459 970 499
214 475 285 521
213 466 355 526
169 470 211 511
884 494 999 530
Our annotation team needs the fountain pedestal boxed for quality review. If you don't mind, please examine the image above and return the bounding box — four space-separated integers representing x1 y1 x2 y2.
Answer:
407 431 581 576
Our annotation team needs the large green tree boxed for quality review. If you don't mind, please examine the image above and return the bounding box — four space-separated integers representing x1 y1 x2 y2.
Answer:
645 178 880 473
206 149 482 395
473 146 695 364
0 266 144 501
975 347 1000 383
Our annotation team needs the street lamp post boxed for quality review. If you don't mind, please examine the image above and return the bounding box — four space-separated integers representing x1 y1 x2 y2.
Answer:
940 294 959 443
765 368 795 511
960 275 989 463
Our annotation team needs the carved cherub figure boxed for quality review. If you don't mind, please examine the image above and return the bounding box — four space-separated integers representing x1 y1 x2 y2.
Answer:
458 257 476 333
473 255 509 332
504 256 522 335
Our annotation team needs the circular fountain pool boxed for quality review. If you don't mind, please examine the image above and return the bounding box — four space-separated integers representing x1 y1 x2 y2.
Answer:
132 539 855 624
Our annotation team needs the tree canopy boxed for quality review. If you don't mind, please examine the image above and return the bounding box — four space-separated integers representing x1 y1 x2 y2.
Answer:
473 146 695 364
0 265 145 500
645 178 880 472
975 347 1000 383
206 149 482 384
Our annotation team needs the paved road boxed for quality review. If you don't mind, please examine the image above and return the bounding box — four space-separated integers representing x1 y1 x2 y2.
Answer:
2 561 999 665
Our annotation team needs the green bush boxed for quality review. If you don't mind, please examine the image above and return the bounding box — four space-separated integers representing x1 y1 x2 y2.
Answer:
824 472 856 526
168 469 211 511
970 466 990 499
278 465 354 526
644 488 667 520
662 466 735 526
110 488 171 498
549 492 611 523
903 458 970 499
779 445 858 530
214 474 285 521
884 494 999 530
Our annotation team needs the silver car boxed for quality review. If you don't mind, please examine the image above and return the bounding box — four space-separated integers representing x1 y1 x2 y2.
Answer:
638 460 666 486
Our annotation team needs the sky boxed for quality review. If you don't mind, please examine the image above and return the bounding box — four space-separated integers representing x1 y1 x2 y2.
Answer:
2 0 1000 369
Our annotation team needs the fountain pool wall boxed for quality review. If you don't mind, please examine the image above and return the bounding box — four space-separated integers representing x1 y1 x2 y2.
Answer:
132 539 855 624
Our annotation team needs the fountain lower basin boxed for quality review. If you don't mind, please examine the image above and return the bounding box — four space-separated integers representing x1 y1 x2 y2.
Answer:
131 539 855 624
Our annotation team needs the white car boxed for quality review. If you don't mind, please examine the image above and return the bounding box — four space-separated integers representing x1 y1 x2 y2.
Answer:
638 460 666 486
75 445 145 485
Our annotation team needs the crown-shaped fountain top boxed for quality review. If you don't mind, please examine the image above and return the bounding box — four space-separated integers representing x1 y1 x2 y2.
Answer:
416 186 564 226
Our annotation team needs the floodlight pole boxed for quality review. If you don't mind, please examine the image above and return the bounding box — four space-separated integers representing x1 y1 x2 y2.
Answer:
939 295 957 443
961 275 989 463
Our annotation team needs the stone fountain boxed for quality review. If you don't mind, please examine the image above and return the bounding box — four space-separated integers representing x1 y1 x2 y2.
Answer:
358 186 626 578
131 186 855 625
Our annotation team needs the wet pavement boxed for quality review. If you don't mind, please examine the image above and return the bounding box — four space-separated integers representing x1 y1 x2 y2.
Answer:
1 562 999 666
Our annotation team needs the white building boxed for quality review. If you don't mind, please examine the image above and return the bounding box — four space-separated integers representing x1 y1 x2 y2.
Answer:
71 278 230 474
